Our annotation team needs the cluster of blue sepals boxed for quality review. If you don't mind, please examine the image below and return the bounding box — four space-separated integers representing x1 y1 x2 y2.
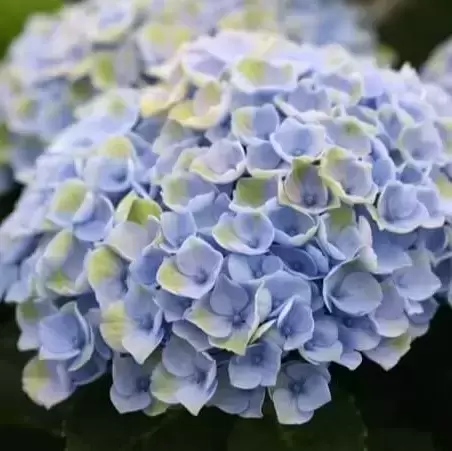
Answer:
0 0 377 194
1 0 451 427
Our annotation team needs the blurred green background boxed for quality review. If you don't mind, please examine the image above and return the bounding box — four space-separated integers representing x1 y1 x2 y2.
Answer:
0 0 61 57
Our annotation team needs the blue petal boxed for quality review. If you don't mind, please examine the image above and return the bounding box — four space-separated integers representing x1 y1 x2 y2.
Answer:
226 254 283 284
375 181 429 233
245 141 289 178
160 211 197 253
228 340 282 389
212 212 275 255
324 258 383 316
231 103 280 145
369 281 409 338
268 205 319 247
210 367 264 419
392 250 441 302
271 118 327 162
255 270 311 318
161 172 217 213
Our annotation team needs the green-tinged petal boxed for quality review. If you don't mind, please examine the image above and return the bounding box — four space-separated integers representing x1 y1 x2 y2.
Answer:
218 7 279 32
156 259 186 293
209 325 256 356
169 82 230 130
365 333 412 371
142 399 169 417
212 221 241 248
250 320 276 343
100 301 127 351
433 172 452 201
106 217 160 261
97 135 134 159
22 358 49 405
86 246 122 286
173 147 207 173
319 147 377 204
49 179 87 216
150 364 179 404
41 231 87 296
278 159 340 214
91 52 116 90
22 357 72 409
115 191 162 225
232 177 275 211
186 304 228 337
139 22 193 59
44 229 73 261
328 204 355 229
147 52 183 81
231 57 295 94
140 81 188 117
18 301 40 322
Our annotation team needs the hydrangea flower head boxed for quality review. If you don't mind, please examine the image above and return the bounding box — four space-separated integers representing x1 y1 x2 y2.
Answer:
2 29 449 426
0 0 381 192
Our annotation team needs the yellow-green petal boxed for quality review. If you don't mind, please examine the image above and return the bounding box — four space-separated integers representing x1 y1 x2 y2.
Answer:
100 301 127 351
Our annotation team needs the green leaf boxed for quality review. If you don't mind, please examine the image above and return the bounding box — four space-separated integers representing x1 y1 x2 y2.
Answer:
279 387 366 451
65 381 235 451
146 408 235 451
367 428 436 451
64 378 163 451
228 415 289 451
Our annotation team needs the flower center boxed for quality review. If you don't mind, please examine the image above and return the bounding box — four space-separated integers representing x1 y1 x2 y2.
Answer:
137 314 154 331
289 381 305 395
251 353 264 365
292 148 305 157
281 324 293 338
232 313 246 327
189 370 206 385
303 193 317 207
71 333 83 349
247 237 260 249
136 376 150 393
193 270 208 285
285 226 298 237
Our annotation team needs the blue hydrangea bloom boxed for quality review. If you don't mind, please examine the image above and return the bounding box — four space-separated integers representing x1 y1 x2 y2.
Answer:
2 30 450 426
0 0 380 191
269 362 331 425
110 353 167 415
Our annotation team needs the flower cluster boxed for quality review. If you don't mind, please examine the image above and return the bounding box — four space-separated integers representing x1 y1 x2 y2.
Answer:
0 0 380 192
422 36 452 98
1 30 450 425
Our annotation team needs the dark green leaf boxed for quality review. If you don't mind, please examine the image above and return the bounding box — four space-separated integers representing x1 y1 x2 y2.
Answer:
279 387 366 451
367 428 436 451
146 408 235 451
228 415 288 451
0 426 64 450
65 381 236 451
64 378 164 451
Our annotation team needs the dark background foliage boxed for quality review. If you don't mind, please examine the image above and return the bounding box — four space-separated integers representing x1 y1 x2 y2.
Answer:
1 0 452 449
